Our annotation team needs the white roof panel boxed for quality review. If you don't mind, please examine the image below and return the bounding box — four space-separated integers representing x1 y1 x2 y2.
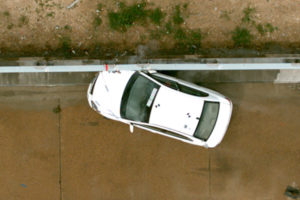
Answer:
149 87 204 136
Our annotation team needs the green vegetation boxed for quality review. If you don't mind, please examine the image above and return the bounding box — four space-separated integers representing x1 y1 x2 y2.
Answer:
59 37 72 58
53 105 61 114
94 16 102 27
256 23 264 35
3 11 10 17
265 23 277 33
105 2 201 52
64 25 72 31
46 12 55 17
19 15 29 26
220 10 231 21
61 37 71 50
34 0 63 9
165 21 173 34
174 28 202 53
189 29 202 45
172 5 184 25
94 3 103 28
7 23 14 29
232 26 252 47
241 6 256 24
97 3 103 11
230 5 278 47
183 3 188 10
149 8 165 25
108 1 148 31
174 28 187 40
256 23 278 35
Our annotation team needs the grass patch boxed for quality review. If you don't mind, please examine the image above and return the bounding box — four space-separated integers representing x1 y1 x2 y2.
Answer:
46 12 55 17
256 23 265 35
64 25 72 31
232 26 252 47
19 15 29 26
59 37 72 58
108 1 148 32
220 10 231 20
52 105 61 114
265 23 277 33
149 8 165 25
256 23 278 35
189 29 202 45
174 28 202 53
3 11 10 17
94 16 102 27
173 5 184 25
241 6 256 24
7 23 14 29
174 28 187 40
183 3 188 10
165 20 174 34
97 3 103 11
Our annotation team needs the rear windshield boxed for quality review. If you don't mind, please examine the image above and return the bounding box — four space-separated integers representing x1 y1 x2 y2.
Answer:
121 72 160 122
194 101 219 141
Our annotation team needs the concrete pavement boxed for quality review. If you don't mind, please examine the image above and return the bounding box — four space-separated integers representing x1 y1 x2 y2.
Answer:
0 83 299 199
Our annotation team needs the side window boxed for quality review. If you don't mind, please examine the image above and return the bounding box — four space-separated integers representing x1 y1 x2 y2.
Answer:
177 83 208 97
149 73 208 97
139 124 193 141
149 75 179 90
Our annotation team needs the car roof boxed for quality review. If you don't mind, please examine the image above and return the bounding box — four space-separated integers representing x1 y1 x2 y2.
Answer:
149 86 205 136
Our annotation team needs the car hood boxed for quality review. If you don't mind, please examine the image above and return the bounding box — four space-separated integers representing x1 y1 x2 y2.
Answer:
92 71 135 117
149 87 204 136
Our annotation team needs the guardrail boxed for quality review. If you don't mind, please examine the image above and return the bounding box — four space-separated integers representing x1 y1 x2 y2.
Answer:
0 63 300 73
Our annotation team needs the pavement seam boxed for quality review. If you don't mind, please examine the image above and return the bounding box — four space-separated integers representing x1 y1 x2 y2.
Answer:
58 98 62 200
209 150 212 199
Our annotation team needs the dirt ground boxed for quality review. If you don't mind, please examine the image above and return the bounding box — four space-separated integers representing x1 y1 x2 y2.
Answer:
1 0 300 57
0 83 300 199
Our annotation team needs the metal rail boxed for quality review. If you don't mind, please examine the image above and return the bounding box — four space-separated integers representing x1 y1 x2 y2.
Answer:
0 63 300 73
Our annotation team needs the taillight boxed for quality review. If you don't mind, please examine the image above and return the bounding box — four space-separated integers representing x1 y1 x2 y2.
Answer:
225 97 232 105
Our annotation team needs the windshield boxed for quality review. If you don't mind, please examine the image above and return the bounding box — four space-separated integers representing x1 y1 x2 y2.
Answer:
194 101 219 141
121 72 160 122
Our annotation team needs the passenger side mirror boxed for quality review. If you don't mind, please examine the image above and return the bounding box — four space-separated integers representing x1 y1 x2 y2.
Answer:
129 123 134 133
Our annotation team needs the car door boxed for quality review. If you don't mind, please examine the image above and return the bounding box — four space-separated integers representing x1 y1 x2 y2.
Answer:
132 122 194 143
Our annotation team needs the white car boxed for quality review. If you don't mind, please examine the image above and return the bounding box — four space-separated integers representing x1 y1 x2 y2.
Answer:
87 71 232 148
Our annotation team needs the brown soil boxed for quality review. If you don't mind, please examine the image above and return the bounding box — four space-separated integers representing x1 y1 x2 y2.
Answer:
1 0 300 57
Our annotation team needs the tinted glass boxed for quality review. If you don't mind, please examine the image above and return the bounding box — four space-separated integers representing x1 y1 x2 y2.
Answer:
194 102 219 141
178 83 208 97
149 74 208 97
149 74 179 90
121 73 160 122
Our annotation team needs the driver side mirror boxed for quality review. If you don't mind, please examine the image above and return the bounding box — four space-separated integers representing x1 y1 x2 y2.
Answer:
129 123 134 133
